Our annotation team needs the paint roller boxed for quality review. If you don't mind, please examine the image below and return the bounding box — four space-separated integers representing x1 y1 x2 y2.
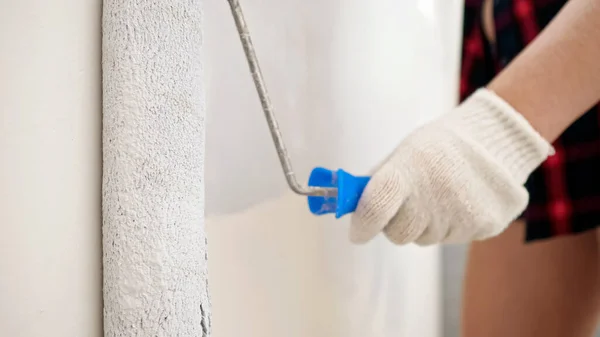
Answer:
226 0 370 218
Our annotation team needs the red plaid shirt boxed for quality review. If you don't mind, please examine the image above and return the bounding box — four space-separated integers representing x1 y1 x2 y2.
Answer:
460 0 600 241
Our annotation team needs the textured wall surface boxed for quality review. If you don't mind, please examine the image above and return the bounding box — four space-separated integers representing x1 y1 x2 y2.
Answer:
102 1 210 336
0 1 103 336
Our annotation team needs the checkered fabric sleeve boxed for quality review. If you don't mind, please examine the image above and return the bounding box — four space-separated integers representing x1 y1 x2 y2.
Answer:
460 0 600 242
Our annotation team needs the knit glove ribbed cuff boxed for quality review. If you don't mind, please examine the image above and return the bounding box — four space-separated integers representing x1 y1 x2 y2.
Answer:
440 88 554 184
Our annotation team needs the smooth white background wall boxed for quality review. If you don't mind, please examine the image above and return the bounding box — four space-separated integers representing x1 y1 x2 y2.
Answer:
0 0 464 336
0 1 103 336
205 0 463 336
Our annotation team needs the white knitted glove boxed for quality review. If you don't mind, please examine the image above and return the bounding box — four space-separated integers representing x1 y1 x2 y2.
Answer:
350 88 554 245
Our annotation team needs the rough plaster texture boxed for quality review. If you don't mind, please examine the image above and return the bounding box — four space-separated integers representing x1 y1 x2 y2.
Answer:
0 1 103 336
102 0 210 336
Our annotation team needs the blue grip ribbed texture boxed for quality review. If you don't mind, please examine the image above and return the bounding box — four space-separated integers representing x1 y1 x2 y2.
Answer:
307 167 370 218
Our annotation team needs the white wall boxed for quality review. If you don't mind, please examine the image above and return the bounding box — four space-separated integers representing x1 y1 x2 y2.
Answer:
0 1 103 336
205 1 462 337
0 0 462 336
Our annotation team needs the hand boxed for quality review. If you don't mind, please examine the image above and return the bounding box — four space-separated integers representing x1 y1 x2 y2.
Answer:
350 89 554 245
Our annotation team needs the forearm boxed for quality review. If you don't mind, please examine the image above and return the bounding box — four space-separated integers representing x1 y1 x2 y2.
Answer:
488 0 600 142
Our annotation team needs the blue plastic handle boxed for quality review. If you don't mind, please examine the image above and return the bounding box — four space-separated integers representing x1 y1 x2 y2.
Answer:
307 167 371 218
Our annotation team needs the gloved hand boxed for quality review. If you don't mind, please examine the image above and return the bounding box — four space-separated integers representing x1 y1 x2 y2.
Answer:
350 88 554 245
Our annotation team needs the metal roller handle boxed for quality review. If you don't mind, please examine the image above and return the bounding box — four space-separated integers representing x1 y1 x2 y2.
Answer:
226 0 337 197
